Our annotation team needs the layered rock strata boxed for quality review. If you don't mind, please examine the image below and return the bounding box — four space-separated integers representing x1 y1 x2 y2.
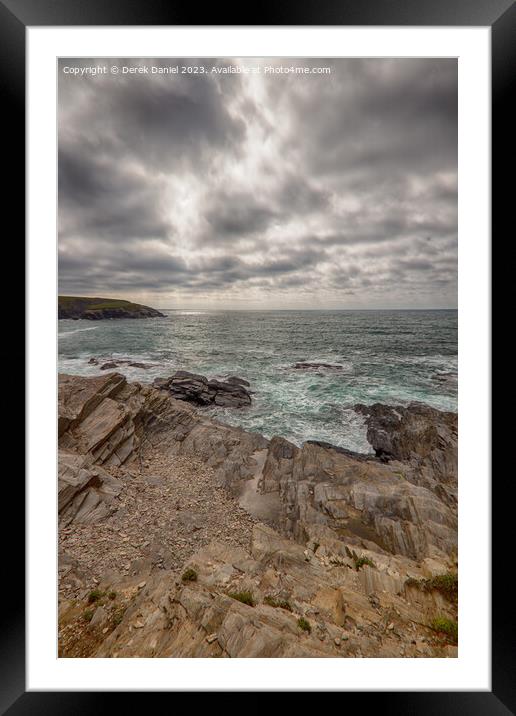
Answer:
58 373 458 658
153 371 252 408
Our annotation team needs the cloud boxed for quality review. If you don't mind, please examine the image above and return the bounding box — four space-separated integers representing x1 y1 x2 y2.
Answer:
58 57 457 308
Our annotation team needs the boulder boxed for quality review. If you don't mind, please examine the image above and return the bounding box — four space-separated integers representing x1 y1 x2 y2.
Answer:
153 371 252 408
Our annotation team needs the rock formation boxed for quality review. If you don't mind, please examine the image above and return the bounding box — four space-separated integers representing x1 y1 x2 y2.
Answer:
88 357 157 370
58 373 458 658
354 402 458 506
153 371 252 408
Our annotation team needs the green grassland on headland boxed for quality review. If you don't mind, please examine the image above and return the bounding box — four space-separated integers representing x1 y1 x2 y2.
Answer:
58 295 165 319
59 296 149 311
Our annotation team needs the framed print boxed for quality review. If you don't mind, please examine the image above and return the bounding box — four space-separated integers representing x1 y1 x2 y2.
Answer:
5 0 510 710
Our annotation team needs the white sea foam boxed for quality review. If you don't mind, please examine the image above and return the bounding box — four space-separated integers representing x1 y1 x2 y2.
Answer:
59 326 98 338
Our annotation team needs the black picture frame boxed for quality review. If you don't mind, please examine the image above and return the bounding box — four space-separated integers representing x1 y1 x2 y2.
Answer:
5 0 508 710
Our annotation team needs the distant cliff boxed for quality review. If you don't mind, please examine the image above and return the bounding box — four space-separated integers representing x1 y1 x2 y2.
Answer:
58 296 165 320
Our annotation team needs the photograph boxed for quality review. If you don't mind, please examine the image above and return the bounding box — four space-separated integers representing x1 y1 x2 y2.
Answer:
57 56 458 659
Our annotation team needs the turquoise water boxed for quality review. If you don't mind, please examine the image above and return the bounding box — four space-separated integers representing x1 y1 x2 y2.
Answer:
58 309 457 452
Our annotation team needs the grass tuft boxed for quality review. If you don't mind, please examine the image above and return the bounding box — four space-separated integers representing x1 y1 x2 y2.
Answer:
429 616 458 644
87 589 105 604
353 555 376 571
228 591 255 606
297 617 311 633
406 572 458 605
112 607 126 626
263 595 292 611
181 568 198 582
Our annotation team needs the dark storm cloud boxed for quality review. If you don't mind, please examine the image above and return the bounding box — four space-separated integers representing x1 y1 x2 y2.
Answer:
205 193 278 239
291 59 457 180
59 144 170 240
58 57 457 308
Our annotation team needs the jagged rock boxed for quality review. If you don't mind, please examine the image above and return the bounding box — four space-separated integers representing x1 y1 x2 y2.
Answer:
58 374 457 558
57 373 458 658
354 402 457 505
153 371 252 408
58 450 122 525
59 372 265 489
86 524 456 658
259 439 456 561
92 358 156 370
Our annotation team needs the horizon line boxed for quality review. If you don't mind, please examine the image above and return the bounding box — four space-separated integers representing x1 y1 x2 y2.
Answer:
157 307 458 312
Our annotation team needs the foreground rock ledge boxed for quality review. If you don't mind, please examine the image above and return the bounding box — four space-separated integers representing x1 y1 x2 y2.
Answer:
58 373 458 658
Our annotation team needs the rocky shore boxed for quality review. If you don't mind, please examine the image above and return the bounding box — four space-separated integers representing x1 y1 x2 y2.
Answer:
58 372 458 658
58 295 165 320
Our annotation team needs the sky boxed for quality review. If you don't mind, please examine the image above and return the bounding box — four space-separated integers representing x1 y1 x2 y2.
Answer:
58 58 457 310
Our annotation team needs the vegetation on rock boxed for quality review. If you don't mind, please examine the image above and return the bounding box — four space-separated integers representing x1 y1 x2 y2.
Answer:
263 596 292 611
228 591 255 607
297 617 311 633
429 616 458 644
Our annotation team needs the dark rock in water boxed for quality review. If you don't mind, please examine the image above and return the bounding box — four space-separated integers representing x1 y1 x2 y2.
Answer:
154 371 252 408
293 362 343 370
100 361 119 371
226 376 251 388
92 358 156 371
431 371 457 386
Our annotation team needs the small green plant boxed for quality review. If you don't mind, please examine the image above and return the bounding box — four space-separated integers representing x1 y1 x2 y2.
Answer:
426 573 458 604
83 608 94 623
263 595 292 611
406 573 458 605
430 616 458 644
181 568 198 582
108 591 117 600
297 617 311 633
228 591 255 606
353 555 376 571
87 589 105 604
112 607 126 626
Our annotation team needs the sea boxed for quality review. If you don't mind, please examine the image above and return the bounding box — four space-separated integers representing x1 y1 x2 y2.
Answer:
58 309 457 454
